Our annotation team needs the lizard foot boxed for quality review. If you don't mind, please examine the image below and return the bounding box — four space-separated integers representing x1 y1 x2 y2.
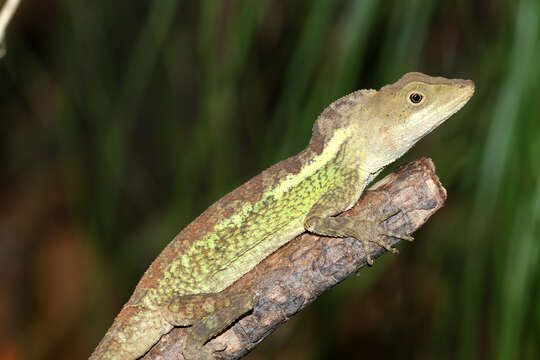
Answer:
182 340 226 360
357 208 414 265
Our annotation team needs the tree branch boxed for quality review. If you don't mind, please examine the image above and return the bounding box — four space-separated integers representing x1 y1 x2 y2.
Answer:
142 158 447 360
0 0 21 58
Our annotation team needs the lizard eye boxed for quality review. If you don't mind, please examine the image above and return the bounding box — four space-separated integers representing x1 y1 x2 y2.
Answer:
408 92 424 104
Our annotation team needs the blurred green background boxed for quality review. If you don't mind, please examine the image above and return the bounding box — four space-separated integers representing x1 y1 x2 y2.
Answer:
1 0 539 359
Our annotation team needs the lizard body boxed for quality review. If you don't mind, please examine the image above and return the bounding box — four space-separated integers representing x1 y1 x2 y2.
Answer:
90 73 474 360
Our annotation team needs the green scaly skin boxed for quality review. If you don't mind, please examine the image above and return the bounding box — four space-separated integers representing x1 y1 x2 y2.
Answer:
90 72 474 360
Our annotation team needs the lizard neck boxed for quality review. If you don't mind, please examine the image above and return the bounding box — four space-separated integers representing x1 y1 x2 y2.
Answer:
309 124 374 173
304 127 374 197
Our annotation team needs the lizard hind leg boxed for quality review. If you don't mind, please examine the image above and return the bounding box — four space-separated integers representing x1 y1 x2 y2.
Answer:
160 291 253 360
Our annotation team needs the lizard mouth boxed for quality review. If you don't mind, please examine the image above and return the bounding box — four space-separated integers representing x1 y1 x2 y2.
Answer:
412 80 475 143
383 80 475 167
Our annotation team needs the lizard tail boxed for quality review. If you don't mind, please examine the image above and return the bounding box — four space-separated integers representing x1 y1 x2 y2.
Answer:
90 305 173 360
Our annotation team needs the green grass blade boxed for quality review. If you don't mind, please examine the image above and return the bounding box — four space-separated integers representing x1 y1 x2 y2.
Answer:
460 1 539 358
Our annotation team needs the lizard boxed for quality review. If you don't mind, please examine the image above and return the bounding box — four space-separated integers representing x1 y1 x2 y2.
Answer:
90 72 474 360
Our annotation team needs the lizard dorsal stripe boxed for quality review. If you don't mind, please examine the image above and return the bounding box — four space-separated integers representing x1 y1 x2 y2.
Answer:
269 127 351 200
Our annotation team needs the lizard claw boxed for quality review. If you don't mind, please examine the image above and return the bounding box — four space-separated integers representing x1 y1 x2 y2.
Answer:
360 237 397 266
208 341 227 353
363 242 374 266
372 235 400 254
381 231 414 242
183 342 225 360
376 208 402 222
376 207 414 243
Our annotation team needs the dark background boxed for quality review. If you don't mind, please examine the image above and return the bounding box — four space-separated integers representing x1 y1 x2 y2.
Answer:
1 0 539 359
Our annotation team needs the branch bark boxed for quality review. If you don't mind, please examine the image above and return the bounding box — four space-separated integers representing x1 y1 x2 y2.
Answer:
142 158 447 360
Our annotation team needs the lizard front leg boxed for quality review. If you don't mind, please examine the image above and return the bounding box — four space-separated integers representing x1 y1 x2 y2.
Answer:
304 174 413 265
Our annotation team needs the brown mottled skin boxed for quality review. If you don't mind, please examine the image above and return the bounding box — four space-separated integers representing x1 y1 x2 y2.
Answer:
90 73 474 360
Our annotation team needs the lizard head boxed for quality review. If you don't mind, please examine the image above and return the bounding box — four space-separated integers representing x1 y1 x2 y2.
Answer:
310 72 474 174
357 72 475 173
